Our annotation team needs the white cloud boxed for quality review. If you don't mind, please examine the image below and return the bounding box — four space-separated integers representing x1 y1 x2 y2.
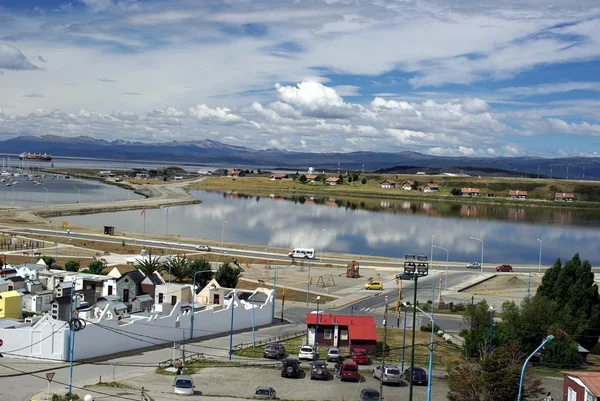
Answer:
459 98 490 114
188 104 244 123
547 118 600 136
0 44 39 70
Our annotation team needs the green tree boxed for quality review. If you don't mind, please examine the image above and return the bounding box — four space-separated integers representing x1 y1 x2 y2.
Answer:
215 261 243 288
347 176 353 183
338 174 344 184
541 332 581 369
352 173 359 181
134 250 164 277
87 260 105 275
41 255 56 268
65 260 80 272
412 180 419 190
451 188 462 195
189 258 214 293
447 343 543 401
167 256 192 283
299 174 307 183
257 168 262 175
361 178 367 184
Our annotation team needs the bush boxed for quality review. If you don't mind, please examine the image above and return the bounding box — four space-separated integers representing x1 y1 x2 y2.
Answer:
420 322 441 333
65 260 80 272
361 178 367 184
450 188 462 196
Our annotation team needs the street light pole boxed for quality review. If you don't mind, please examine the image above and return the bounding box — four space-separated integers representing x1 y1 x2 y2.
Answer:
42 187 48 206
228 289 235 361
430 235 434 267
489 306 495 354
469 236 484 276
432 245 449 291
221 220 227 252
414 305 435 401
314 296 320 361
73 186 80 204
379 295 389 401
306 261 311 306
517 335 554 401
67 277 83 394
537 238 542 273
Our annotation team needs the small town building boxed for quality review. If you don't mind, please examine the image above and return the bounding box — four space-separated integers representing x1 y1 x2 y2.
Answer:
461 187 480 197
0 290 22 319
306 174 319 183
132 294 154 312
15 264 48 280
508 190 528 199
402 181 414 191
305 313 378 354
22 289 54 313
140 271 166 299
25 279 43 293
7 276 26 291
116 270 146 305
325 177 342 185
0 278 8 292
270 173 288 180
381 179 396 189
563 371 600 401
0 268 18 279
154 283 193 308
555 192 575 202
195 278 231 307
227 169 243 177
423 183 439 193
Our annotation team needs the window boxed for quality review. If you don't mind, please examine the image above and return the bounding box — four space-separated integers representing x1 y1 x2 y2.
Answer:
324 329 332 339
585 391 594 401
568 387 577 401
340 330 348 340
107 285 113 295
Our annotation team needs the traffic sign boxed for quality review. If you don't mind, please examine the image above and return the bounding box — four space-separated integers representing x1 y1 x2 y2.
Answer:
45 372 55 382
0 339 3 347
173 341 180 349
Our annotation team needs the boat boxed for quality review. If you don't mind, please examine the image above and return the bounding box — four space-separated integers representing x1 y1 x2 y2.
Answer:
18 152 52 161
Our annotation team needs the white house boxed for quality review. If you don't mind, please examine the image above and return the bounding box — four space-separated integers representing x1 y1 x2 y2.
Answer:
154 283 193 309
22 289 54 313
380 179 396 189
16 264 48 280
402 181 415 191
423 183 439 193
63 273 118 298
0 278 9 292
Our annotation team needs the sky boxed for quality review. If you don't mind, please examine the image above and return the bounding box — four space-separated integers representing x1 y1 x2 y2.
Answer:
0 0 599 157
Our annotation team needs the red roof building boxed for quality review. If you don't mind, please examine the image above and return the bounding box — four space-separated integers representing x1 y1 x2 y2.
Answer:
563 371 600 400
305 313 378 354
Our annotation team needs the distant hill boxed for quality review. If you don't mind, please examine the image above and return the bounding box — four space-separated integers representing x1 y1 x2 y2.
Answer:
0 134 599 179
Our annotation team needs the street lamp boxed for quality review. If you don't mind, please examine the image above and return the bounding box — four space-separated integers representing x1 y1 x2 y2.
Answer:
517 335 554 401
73 186 80 204
42 187 48 206
319 229 325 262
314 296 320 361
68 277 84 394
430 235 434 266
469 236 484 276
228 289 236 361
414 305 435 401
489 306 495 354
432 245 449 291
221 220 227 252
190 269 217 341
537 238 542 273
162 243 173 284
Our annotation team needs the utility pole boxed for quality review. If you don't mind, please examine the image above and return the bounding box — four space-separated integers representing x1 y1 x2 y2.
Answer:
469 296 474 358
182 330 186 372
379 296 389 401
408 275 419 401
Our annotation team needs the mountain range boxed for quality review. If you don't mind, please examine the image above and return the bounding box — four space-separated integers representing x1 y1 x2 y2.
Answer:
1 134 599 179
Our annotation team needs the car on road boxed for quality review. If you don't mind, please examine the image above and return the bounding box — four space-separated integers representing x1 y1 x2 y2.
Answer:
173 374 195 395
404 367 428 385
281 358 301 378
195 245 211 251
298 345 316 360
263 343 285 359
351 348 369 365
466 262 481 269
326 347 341 362
360 388 381 401
496 264 513 272
373 365 402 385
340 360 360 382
396 273 414 281
364 281 383 290
254 386 276 399
310 360 329 380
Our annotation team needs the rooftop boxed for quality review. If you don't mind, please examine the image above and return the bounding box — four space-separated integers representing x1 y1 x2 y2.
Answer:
305 313 378 341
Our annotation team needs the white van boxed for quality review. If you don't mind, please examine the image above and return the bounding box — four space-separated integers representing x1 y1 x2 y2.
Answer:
288 248 315 259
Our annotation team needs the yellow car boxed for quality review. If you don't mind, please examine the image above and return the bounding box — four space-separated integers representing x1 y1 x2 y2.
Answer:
364 281 383 290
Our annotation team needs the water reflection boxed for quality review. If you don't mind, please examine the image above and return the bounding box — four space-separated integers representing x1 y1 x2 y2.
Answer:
51 190 600 265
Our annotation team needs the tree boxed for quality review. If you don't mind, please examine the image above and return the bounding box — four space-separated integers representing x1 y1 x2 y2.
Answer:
299 174 307 183
460 299 495 358
189 258 213 293
257 168 262 175
41 255 56 268
134 250 164 276
412 180 419 190
541 332 581 369
447 343 543 401
338 174 344 184
167 256 192 283
361 178 367 184
65 260 80 272
87 260 105 275
352 173 359 181
215 261 243 288
451 188 462 195
347 176 353 183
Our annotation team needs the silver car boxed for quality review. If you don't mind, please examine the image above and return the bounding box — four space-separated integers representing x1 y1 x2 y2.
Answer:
373 365 402 385
196 245 211 251
173 374 195 395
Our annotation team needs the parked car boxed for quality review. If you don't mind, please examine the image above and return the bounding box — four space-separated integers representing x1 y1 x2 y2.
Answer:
195 245 211 251
404 367 428 385
254 386 276 399
173 375 195 395
326 347 341 362
298 345 316 360
263 343 285 359
360 388 381 401
351 348 369 365
364 281 383 290
466 262 481 269
281 358 301 378
496 264 513 272
373 365 402 385
396 273 414 281
310 360 329 380
340 360 360 382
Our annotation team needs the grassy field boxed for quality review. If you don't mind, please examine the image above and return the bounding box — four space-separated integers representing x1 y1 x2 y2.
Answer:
233 328 463 369
236 279 335 303
188 175 600 206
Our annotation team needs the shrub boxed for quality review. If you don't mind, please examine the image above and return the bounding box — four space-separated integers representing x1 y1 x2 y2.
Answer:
420 322 441 333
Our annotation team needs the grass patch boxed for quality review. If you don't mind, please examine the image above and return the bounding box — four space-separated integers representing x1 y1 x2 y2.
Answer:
90 381 136 389
236 279 335 303
233 334 308 358
155 366 199 375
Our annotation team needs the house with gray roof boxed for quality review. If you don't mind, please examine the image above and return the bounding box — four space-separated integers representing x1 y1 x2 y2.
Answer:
117 270 146 306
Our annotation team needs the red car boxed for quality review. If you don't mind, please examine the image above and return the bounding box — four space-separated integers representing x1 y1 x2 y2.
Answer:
351 348 369 365
496 264 513 272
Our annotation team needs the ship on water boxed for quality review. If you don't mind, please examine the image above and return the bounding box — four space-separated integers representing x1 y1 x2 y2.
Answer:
18 152 52 161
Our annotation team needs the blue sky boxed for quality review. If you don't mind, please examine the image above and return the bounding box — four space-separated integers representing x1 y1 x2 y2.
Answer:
0 0 599 156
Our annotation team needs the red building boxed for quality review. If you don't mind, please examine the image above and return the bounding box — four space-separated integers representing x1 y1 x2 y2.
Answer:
305 313 378 354
563 371 600 400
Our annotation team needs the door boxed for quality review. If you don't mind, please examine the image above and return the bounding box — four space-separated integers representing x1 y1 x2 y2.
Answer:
568 387 576 401
158 293 164 304
123 289 129 303
107 285 113 295
171 295 177 306
213 294 220 304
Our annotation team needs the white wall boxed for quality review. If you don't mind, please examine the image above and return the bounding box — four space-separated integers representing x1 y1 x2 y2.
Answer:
0 291 273 362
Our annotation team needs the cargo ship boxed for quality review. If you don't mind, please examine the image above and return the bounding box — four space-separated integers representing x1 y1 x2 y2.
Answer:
18 152 52 161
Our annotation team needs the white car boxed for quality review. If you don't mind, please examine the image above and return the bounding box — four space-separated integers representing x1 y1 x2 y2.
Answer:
373 365 402 384
173 375 195 395
466 262 481 269
298 345 316 360
196 245 211 252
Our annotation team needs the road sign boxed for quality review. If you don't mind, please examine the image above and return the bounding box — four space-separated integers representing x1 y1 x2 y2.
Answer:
0 339 3 347
45 372 55 382
173 341 180 349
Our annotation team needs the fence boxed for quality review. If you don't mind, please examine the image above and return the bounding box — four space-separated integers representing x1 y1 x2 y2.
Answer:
232 329 307 351
0 239 47 251
158 351 206 369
